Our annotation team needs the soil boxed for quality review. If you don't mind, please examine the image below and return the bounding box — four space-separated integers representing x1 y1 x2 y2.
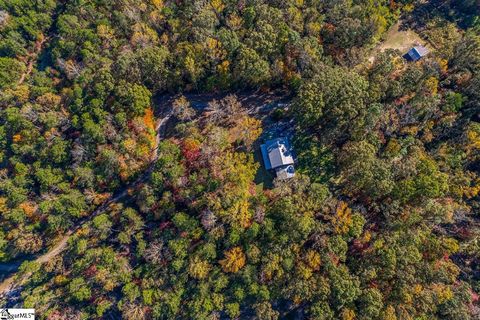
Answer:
368 21 428 63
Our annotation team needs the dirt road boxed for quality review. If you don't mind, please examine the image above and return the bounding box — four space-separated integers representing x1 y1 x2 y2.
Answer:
0 89 290 299
0 112 172 298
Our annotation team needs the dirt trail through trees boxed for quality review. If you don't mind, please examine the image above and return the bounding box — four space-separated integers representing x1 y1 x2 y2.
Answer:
0 113 172 298
0 90 286 298
17 35 47 85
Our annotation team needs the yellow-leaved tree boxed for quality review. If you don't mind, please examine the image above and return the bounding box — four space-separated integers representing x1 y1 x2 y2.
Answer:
188 256 211 279
210 151 258 228
332 201 353 235
305 249 321 271
229 115 262 150
220 247 246 273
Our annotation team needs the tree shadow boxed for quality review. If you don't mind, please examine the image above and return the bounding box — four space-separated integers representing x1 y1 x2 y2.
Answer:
402 0 479 32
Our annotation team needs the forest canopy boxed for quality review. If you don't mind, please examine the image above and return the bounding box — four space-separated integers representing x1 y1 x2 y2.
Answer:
0 0 480 319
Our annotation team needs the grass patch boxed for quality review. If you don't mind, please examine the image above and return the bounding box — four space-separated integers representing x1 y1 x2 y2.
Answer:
253 145 274 189
293 135 335 184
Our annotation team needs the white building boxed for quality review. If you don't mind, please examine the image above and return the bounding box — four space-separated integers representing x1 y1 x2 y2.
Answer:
260 137 295 179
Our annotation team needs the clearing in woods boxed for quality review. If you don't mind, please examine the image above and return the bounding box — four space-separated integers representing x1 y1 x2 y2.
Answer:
368 21 427 62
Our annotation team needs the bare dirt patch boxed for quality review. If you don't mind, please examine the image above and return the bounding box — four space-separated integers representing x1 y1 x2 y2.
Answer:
368 21 427 62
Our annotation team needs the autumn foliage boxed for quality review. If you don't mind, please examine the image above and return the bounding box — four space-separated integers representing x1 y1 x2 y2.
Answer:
220 247 246 273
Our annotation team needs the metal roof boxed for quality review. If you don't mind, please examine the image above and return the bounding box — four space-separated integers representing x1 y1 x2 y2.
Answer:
261 137 294 170
407 46 429 61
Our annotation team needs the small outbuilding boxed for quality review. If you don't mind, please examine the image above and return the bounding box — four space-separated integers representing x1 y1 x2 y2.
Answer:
406 45 429 61
261 137 295 179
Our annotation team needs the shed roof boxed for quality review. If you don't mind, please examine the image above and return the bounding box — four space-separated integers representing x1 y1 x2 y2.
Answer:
407 46 429 61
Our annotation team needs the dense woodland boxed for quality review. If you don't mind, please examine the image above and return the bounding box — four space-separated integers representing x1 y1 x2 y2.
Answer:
1 0 480 319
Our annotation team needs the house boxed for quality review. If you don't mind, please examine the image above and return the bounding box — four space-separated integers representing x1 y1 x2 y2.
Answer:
406 45 429 61
260 137 295 179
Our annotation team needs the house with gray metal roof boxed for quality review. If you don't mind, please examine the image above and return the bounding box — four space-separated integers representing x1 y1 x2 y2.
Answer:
260 137 295 179
407 45 429 61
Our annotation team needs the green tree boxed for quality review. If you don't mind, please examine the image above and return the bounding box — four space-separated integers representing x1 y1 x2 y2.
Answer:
233 46 270 86
293 65 370 138
338 141 393 200
69 277 91 302
0 57 25 88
